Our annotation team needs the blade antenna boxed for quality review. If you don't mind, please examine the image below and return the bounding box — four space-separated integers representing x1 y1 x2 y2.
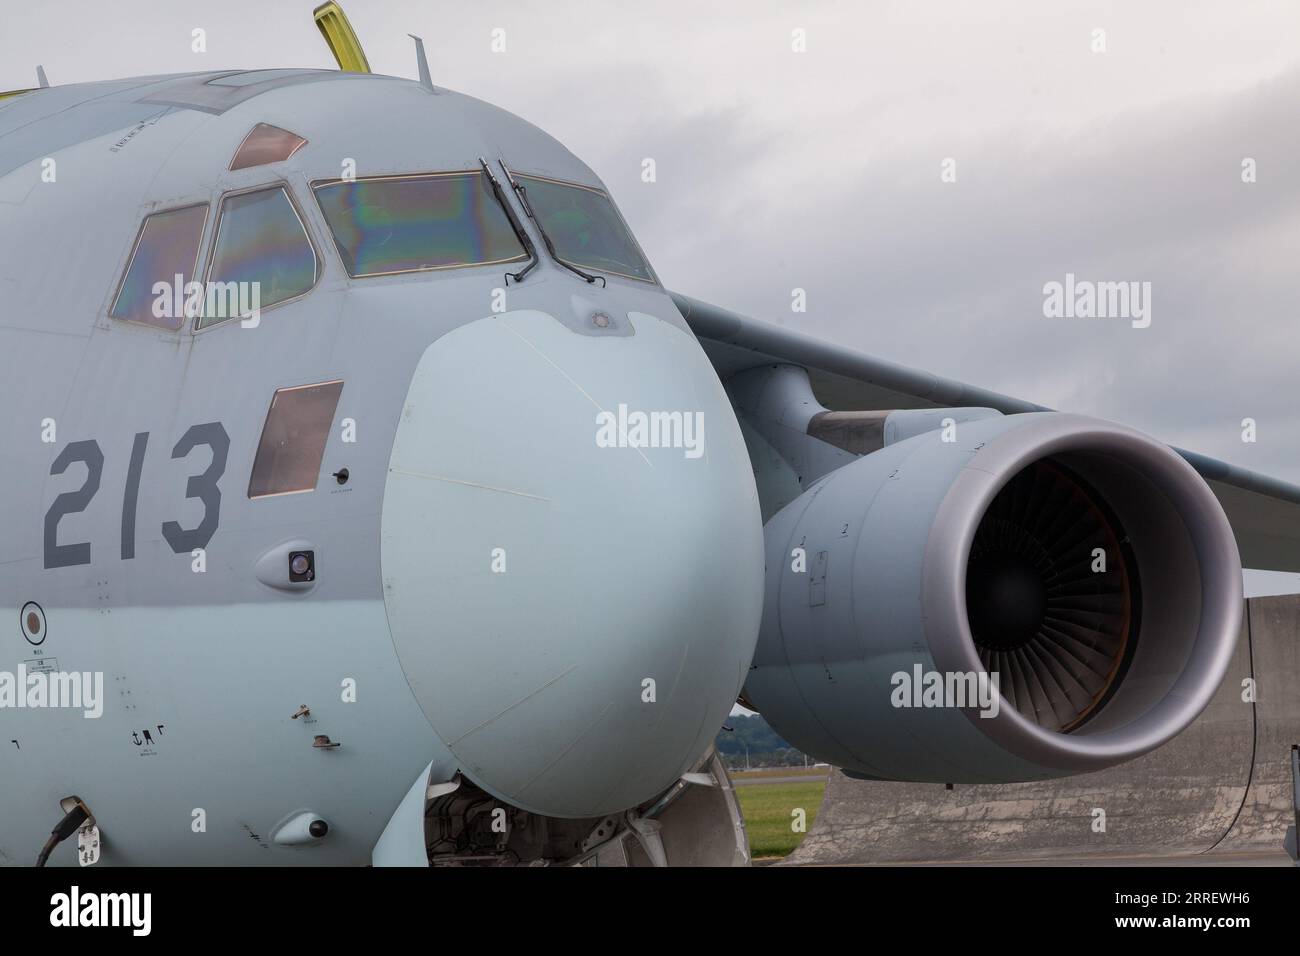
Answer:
36 66 49 88
409 35 435 91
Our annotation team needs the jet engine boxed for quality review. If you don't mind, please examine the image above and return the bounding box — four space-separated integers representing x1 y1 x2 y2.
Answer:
745 410 1244 783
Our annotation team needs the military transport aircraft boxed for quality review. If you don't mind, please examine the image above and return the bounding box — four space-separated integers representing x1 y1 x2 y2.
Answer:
1 3 1296 866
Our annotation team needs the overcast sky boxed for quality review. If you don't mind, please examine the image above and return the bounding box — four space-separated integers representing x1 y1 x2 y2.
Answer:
4 1 1299 590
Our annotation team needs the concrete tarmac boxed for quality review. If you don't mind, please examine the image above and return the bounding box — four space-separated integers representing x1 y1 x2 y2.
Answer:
787 594 1300 866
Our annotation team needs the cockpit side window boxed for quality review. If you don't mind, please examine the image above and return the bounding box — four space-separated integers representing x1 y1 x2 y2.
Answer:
312 171 527 278
514 174 656 283
248 380 344 498
110 203 209 330
198 185 317 330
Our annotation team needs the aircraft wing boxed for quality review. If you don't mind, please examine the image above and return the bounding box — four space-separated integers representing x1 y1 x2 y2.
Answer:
671 291 1300 573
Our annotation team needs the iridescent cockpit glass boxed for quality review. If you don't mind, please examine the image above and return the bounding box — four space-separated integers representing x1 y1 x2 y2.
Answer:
200 186 317 329
313 172 527 278
515 175 655 282
110 203 209 330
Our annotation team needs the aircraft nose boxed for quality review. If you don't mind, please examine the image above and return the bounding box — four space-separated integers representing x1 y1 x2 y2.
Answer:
381 308 764 818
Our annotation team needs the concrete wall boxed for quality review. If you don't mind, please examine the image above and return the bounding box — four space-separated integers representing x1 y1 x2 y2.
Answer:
789 594 1299 864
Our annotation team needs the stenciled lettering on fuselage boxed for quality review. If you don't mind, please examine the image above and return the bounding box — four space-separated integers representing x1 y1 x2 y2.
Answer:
43 423 230 569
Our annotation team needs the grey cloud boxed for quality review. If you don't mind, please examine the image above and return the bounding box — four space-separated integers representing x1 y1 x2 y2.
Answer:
628 65 1300 485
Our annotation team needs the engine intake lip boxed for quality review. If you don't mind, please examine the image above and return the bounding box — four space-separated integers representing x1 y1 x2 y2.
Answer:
922 413 1243 773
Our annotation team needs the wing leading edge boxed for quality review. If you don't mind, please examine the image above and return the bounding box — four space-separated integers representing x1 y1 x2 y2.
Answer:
671 291 1300 572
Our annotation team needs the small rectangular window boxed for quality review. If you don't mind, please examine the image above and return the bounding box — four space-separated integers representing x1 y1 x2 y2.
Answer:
111 203 209 330
248 381 344 499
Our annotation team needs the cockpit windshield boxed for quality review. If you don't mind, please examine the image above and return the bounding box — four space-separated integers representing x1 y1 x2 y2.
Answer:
513 174 656 283
313 172 528 278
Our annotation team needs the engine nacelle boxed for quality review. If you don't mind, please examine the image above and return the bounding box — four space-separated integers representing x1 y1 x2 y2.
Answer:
746 411 1243 783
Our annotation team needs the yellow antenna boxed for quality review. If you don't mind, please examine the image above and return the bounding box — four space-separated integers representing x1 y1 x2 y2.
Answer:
0 67 45 101
313 2 372 73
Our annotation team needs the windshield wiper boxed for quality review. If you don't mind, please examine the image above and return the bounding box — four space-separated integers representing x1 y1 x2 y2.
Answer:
479 157 538 285
499 160 606 288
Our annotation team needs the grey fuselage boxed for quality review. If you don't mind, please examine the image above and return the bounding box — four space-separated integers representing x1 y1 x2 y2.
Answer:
0 70 765 865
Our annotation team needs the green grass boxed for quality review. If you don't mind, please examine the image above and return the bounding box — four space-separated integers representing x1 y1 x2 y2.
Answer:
735 781 826 859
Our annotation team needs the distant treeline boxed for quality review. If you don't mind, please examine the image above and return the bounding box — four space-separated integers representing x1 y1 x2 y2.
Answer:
714 713 813 769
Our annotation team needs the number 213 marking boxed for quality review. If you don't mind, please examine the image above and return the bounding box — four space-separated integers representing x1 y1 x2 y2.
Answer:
43 423 230 569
